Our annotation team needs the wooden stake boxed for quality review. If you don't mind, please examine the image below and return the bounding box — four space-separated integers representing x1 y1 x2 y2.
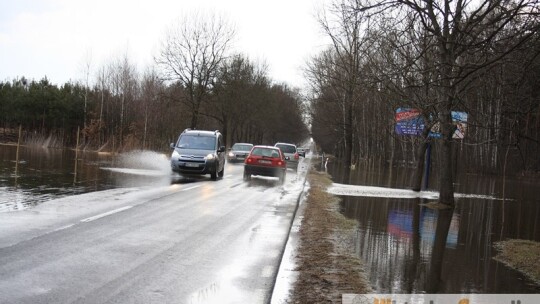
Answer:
74 126 80 184
15 125 22 174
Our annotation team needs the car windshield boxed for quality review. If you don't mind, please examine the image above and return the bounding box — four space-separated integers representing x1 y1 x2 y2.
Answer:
177 135 215 150
251 148 280 158
275 144 296 154
232 144 252 151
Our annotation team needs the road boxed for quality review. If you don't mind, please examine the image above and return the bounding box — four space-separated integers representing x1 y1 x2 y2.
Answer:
0 159 309 304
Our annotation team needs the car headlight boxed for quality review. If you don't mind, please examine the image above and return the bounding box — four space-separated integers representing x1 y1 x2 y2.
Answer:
205 153 215 160
171 150 180 158
228 152 234 157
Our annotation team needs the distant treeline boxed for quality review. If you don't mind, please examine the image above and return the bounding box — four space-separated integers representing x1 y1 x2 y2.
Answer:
0 54 309 152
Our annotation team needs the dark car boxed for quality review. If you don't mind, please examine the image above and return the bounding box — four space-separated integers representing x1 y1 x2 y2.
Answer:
227 143 254 163
274 142 299 171
170 129 226 180
243 145 286 184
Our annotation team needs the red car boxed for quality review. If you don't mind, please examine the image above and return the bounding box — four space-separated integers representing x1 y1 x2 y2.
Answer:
243 145 287 184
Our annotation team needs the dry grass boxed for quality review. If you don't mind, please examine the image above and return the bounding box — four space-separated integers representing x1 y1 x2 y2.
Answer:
289 170 371 303
493 239 540 285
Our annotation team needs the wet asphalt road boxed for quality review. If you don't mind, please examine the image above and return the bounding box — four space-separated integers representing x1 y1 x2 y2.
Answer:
0 160 308 304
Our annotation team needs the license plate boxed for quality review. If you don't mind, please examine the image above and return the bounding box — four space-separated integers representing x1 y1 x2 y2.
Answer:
259 160 271 164
185 162 200 167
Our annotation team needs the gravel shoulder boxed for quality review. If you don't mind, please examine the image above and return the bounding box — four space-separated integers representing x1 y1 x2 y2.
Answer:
287 170 371 303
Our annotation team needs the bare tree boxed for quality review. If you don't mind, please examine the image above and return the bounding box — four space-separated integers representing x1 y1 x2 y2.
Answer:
79 49 93 137
354 0 540 205
314 2 370 171
140 68 162 149
156 12 236 129
108 52 139 149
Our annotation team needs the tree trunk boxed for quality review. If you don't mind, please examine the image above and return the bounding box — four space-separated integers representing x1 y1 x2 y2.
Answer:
412 128 431 191
190 110 199 129
439 110 455 206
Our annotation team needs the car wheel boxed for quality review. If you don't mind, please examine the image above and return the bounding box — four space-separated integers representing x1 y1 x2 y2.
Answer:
218 163 224 178
243 171 251 181
210 165 217 180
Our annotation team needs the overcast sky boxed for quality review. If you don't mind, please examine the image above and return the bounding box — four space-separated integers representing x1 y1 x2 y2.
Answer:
0 0 328 88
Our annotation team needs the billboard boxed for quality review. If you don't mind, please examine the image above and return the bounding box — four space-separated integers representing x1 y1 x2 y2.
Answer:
395 108 424 136
429 111 468 139
395 108 468 139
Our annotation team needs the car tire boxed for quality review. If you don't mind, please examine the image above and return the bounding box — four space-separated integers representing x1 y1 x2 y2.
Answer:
211 165 217 180
218 164 224 178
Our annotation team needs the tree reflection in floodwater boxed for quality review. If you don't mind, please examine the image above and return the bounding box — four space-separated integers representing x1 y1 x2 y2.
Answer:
328 161 540 293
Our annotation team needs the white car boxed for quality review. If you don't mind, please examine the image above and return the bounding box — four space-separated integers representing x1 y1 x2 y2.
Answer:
274 142 299 171
227 143 253 163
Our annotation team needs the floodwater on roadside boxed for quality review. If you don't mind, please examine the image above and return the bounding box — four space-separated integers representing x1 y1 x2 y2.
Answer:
0 144 171 212
326 161 540 294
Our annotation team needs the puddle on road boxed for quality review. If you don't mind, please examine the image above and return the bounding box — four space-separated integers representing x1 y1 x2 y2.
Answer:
327 162 540 293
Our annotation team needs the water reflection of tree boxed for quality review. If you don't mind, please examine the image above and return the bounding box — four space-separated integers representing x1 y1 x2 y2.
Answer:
404 199 422 293
336 159 540 294
426 207 454 293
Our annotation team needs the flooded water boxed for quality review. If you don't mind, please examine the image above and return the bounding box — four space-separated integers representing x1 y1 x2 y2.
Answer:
0 144 171 212
327 161 540 294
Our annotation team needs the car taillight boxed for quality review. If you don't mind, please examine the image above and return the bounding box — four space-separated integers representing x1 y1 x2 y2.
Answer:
246 158 253 163
277 161 283 166
294 153 299 160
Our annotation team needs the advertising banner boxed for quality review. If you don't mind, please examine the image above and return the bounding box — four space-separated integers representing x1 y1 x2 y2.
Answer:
395 108 424 136
395 108 468 139
429 111 468 139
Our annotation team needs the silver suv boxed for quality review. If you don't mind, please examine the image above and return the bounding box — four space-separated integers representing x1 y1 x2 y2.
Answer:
274 142 299 171
170 129 226 180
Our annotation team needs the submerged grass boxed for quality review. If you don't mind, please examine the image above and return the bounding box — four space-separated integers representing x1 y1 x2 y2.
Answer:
289 169 371 303
493 239 540 285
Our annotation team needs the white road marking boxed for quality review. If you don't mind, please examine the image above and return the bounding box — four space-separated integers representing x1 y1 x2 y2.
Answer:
53 224 75 232
261 265 274 278
182 185 201 191
80 206 133 223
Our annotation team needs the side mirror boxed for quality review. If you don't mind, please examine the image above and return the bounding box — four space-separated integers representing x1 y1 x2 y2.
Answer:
218 146 226 153
170 143 175 149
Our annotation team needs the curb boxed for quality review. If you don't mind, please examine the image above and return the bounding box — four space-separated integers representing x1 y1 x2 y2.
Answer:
268 159 311 304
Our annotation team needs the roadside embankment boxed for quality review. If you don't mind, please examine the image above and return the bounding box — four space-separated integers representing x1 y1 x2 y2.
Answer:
289 169 371 303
